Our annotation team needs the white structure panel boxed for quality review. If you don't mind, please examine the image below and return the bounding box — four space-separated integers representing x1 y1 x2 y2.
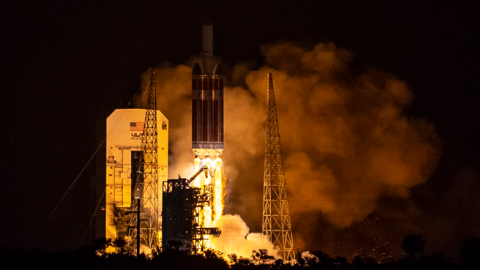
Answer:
105 109 168 240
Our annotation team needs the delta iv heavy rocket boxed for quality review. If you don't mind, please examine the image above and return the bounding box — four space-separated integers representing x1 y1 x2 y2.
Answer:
192 23 224 158
191 23 225 227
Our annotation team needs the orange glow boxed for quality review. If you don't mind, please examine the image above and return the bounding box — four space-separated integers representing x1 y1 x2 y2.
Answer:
105 246 116 254
193 157 224 228
213 158 224 223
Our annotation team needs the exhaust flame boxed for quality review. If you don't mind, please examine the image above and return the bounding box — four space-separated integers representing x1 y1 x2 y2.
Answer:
213 158 225 222
192 157 274 258
193 157 224 227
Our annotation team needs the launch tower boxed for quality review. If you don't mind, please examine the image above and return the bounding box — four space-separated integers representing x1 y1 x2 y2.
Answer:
162 166 221 253
262 73 295 261
127 69 161 250
104 88 168 250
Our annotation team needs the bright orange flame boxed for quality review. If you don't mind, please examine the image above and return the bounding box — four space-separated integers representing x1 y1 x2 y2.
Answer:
193 157 224 227
193 159 276 260
213 158 224 223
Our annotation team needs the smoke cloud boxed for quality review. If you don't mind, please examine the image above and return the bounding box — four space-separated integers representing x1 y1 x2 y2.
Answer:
136 41 441 253
209 214 278 260
136 63 195 178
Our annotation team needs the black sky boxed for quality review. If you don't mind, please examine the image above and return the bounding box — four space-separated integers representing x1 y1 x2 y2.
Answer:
0 0 479 259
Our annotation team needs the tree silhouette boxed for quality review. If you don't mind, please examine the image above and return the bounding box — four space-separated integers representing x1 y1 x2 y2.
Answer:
113 236 127 254
93 237 112 256
251 249 275 266
203 248 223 260
459 237 480 269
352 256 365 268
401 234 425 258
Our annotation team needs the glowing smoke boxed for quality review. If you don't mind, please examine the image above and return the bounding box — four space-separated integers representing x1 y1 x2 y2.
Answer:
241 42 440 230
136 63 194 178
209 214 278 260
136 41 441 253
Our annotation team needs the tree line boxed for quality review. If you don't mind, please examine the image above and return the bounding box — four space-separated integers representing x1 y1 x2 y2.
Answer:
1 235 479 270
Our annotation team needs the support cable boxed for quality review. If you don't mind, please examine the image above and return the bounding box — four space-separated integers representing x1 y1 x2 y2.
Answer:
354 206 380 248
28 78 143 249
27 138 106 248
80 188 106 246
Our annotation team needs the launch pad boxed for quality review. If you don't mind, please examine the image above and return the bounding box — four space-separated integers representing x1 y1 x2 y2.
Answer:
103 23 294 261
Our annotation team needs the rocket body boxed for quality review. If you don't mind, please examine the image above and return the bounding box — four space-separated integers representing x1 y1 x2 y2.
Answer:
192 24 224 158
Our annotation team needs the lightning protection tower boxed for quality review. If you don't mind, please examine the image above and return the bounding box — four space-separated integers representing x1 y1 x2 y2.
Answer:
262 73 295 261
128 68 160 250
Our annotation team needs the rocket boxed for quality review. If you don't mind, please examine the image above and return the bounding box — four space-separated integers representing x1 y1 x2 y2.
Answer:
192 23 224 158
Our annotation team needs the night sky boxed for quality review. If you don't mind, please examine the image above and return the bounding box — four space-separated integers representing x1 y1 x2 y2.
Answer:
1 0 479 260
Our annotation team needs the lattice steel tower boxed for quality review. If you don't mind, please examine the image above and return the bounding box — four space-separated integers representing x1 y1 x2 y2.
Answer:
262 73 295 261
128 68 160 249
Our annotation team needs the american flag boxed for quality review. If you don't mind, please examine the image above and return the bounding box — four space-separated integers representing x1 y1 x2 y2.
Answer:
130 122 144 131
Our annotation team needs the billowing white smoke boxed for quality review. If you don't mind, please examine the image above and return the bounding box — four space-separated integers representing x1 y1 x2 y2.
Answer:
209 214 279 260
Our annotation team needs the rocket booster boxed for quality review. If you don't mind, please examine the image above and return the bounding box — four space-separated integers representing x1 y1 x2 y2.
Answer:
192 23 224 158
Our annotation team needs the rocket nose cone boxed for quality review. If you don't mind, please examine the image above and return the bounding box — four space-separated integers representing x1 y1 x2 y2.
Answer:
213 64 223 75
192 63 202 75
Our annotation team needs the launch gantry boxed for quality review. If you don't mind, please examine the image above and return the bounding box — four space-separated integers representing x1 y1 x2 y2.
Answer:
162 166 221 253
126 68 160 250
262 73 295 261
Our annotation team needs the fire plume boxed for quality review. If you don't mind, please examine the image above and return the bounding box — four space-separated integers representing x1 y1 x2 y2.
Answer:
193 157 224 227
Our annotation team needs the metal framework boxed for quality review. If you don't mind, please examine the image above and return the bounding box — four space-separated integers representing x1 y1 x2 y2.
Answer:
162 166 221 254
128 68 160 250
262 73 295 261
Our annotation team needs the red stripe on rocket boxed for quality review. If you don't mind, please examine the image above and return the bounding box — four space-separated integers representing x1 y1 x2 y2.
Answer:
192 23 224 158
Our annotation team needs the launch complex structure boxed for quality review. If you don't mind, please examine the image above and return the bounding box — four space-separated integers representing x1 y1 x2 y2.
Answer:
262 74 295 261
104 69 168 252
103 24 295 261
162 23 224 253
